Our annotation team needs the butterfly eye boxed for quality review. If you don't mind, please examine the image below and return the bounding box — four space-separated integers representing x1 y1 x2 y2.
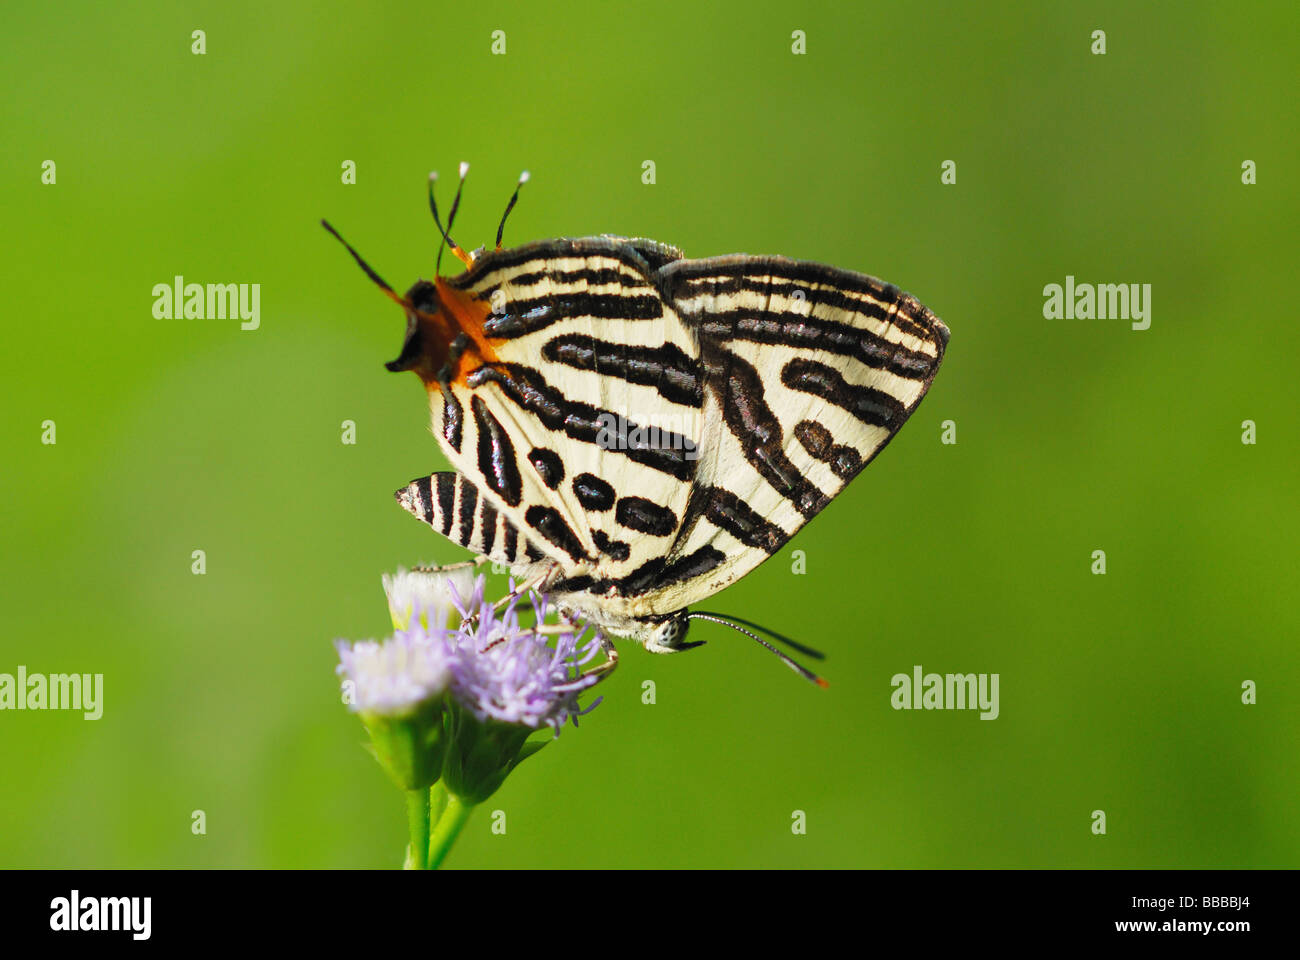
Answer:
404 280 440 314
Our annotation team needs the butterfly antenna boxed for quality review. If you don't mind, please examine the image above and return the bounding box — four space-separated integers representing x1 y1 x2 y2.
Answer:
446 161 469 233
496 170 530 250
427 171 451 272
687 613 829 688
691 610 826 660
427 167 473 274
320 219 407 308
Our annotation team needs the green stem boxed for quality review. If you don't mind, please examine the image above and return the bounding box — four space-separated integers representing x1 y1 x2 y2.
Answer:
429 779 449 826
405 788 431 870
427 794 474 869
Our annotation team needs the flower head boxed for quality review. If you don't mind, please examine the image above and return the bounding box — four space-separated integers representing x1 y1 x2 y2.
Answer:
336 569 606 804
334 622 455 718
447 578 603 732
383 565 475 631
334 620 457 791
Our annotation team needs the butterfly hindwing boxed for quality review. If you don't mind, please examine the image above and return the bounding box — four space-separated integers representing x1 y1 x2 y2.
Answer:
637 253 949 611
396 471 545 569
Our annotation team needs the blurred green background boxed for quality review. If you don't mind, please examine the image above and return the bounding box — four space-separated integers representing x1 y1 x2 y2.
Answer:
2 1 1296 868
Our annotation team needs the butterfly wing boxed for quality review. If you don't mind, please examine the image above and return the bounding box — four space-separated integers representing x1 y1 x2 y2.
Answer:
411 237 705 587
631 254 949 611
392 236 946 639
396 471 546 568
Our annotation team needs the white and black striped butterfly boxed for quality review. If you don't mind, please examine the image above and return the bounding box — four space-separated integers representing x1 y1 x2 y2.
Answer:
324 167 948 683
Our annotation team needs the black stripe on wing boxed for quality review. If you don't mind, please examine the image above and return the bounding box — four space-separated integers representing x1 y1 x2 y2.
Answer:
792 420 862 480
672 272 935 342
541 334 702 407
662 255 948 382
682 484 789 554
664 255 946 345
446 236 684 317
551 545 726 600
481 290 664 339
695 310 937 380
448 236 683 288
779 357 906 429
471 395 523 507
466 363 698 481
704 347 829 518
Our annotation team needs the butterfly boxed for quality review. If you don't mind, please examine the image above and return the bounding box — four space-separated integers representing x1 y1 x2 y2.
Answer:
324 166 948 683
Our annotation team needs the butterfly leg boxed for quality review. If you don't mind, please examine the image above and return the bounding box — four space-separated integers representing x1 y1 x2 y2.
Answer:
411 555 492 575
523 623 576 636
489 561 563 614
583 636 619 680
405 558 546 616
500 595 619 682
458 562 559 631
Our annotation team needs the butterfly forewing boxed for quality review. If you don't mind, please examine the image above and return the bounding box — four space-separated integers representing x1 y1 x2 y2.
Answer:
428 238 705 585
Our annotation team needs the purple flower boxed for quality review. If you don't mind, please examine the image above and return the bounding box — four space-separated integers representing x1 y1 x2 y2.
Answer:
382 565 475 631
336 572 602 730
446 577 603 732
336 569 607 808
334 621 456 718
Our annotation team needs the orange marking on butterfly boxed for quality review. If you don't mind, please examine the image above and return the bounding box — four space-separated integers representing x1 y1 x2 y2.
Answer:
403 278 510 389
435 277 503 373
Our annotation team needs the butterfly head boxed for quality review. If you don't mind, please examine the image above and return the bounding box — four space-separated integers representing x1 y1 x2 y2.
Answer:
319 219 501 389
642 612 705 655
384 277 502 388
